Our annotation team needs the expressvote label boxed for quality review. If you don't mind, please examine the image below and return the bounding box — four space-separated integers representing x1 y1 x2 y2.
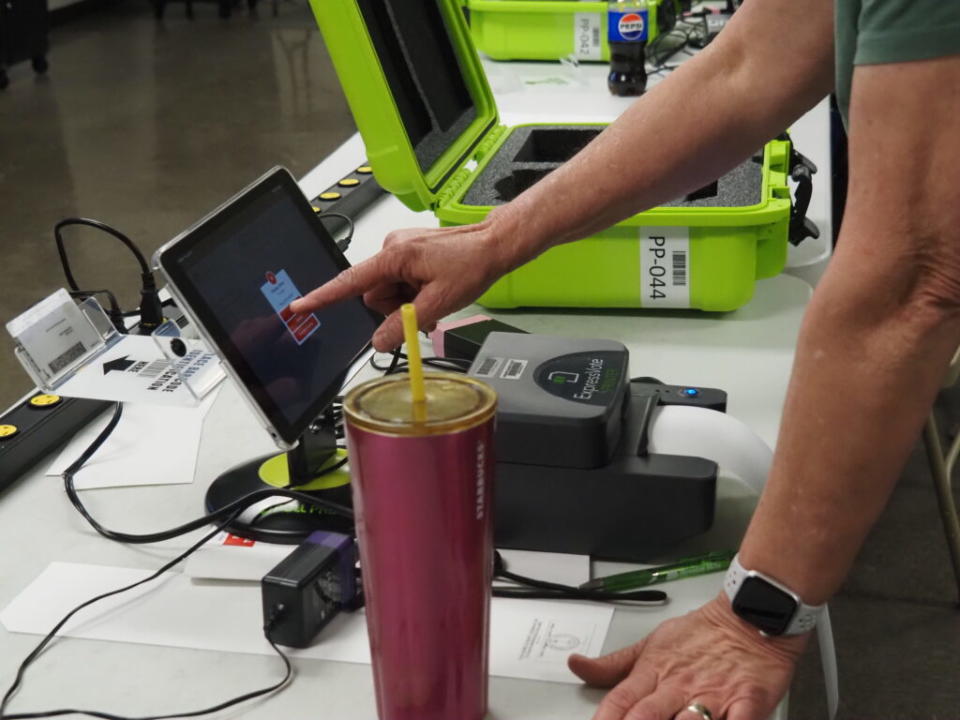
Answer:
260 269 320 345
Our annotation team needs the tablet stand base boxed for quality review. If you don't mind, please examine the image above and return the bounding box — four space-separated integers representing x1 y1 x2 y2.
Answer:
203 409 353 544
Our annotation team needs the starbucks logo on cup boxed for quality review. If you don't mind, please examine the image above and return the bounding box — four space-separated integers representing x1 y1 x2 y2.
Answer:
618 12 645 40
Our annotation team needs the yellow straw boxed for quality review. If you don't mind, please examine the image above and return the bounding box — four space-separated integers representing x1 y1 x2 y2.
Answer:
401 304 427 422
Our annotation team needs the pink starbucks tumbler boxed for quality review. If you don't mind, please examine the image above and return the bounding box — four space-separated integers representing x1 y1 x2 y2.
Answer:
342 372 497 720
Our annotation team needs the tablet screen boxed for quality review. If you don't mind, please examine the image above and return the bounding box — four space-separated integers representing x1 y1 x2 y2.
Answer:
159 168 379 444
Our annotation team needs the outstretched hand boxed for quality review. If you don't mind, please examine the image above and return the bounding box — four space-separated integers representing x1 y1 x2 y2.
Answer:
569 594 807 720
290 218 521 351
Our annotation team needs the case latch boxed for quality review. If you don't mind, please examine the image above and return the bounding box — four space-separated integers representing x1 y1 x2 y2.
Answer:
780 133 820 246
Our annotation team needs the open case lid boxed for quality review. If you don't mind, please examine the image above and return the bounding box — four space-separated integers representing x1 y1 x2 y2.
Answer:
310 0 499 212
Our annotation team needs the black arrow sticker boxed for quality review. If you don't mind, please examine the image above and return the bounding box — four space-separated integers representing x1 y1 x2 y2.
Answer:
103 356 136 375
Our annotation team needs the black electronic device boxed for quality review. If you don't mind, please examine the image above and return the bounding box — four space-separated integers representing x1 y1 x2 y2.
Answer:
432 315 528 363
0 393 111 495
154 167 381 542
469 332 726 561
262 531 359 648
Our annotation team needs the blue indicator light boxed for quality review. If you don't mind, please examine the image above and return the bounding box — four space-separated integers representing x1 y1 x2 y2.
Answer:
682 388 699 397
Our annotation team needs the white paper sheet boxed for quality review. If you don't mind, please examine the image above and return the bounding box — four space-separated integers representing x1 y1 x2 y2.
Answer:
1 562 612 684
182 536 591 587
55 335 217 407
44 390 218 489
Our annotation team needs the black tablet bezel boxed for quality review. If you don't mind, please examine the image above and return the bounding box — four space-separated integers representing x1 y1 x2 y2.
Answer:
157 167 380 446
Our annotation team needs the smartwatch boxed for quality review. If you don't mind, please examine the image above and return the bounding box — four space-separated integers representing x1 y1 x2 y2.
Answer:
723 554 824 636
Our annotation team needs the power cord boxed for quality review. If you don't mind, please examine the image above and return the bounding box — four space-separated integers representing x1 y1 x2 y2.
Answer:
370 349 473 375
54 218 164 334
492 551 667 604
315 211 355 253
0 514 294 720
62 403 353 545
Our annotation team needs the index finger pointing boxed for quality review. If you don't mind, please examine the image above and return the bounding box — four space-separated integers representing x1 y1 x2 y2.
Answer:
289 256 390 314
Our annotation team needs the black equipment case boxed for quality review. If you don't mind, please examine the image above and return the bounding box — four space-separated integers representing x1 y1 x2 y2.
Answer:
0 0 49 90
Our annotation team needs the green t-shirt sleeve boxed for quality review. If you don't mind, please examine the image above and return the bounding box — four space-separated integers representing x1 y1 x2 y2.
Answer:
855 0 960 66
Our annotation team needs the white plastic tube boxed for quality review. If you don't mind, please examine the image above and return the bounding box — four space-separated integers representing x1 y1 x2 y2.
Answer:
647 405 773 494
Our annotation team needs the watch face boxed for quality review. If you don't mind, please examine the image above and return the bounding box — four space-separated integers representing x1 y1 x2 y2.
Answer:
731 576 798 636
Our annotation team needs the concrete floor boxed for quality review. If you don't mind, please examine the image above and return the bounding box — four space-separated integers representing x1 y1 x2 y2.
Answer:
1 3 958 718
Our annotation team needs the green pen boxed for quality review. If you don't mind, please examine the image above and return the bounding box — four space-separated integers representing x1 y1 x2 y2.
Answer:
579 549 736 592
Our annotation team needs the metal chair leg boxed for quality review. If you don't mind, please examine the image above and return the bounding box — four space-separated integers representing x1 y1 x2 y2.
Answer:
923 413 960 605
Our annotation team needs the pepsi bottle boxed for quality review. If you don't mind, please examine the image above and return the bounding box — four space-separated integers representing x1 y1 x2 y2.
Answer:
608 0 649 96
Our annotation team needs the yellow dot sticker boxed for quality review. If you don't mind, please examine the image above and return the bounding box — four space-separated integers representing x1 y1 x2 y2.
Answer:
313 206 322 213
338 178 360 187
319 192 341 200
29 394 62 408
356 166 373 174
0 424 19 438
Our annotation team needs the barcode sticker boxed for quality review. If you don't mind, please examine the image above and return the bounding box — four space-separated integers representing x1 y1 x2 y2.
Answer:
672 250 688 287
639 227 691 308
138 360 170 379
48 341 86 374
500 359 528 381
573 13 602 61
473 356 503 378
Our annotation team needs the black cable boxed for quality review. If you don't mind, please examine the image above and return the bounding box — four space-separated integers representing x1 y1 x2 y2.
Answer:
0 516 294 720
316 212 355 253
492 552 667 604
53 218 164 334
371 350 471 375
62 403 353 545
370 348 402 373
286 456 349 490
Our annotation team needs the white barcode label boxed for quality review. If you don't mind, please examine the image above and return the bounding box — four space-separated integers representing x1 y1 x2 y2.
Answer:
473 356 503 378
639 227 691 308
138 359 170 379
48 341 86 374
500 358 528 380
573 13 602 61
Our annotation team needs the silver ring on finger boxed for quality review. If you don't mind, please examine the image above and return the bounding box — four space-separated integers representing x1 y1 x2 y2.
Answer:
684 702 714 720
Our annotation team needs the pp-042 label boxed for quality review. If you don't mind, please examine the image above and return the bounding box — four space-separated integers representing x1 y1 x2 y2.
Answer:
639 227 690 308
573 13 602 61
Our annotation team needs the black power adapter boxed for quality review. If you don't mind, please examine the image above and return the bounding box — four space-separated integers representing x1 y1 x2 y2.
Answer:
261 531 359 648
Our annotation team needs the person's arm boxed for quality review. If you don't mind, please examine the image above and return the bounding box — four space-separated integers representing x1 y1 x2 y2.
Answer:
291 0 834 349
567 53 960 720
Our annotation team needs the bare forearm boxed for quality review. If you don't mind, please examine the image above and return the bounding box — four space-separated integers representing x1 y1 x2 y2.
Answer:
490 0 834 268
737 54 960 605
739 244 960 603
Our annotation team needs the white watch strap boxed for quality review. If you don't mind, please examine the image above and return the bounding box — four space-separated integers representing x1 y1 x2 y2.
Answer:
724 554 824 635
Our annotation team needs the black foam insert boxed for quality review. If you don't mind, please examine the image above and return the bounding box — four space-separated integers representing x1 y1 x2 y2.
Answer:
462 126 764 209
357 0 484 179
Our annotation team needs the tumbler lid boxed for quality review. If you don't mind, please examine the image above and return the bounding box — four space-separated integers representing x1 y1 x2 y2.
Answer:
343 372 496 436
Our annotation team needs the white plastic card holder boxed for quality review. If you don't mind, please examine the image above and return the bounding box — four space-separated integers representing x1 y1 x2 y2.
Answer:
151 320 225 402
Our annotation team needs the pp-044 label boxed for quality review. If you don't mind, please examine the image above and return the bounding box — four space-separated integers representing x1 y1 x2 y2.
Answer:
639 227 691 308
573 13 602 61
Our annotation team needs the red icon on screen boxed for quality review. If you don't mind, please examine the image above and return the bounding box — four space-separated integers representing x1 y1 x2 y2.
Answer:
266 271 277 284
